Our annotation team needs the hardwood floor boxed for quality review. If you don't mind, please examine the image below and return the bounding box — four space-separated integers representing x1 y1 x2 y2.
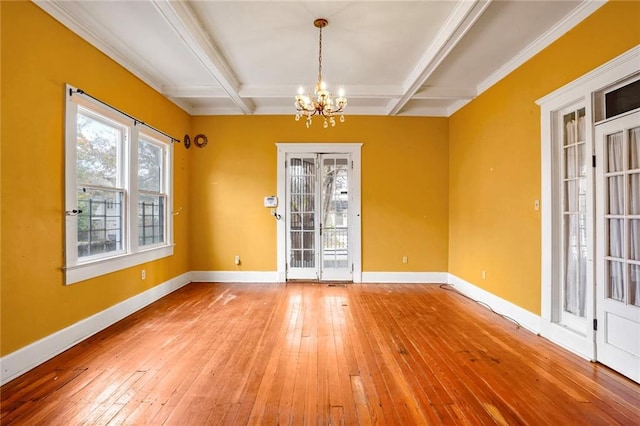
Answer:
1 282 639 425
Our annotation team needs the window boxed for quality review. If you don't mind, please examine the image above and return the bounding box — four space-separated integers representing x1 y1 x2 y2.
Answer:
65 85 173 284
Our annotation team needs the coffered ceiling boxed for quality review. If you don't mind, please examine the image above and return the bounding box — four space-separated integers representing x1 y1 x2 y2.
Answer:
35 0 604 117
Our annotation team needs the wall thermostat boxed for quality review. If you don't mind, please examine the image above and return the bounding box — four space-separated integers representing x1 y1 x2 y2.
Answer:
264 196 278 208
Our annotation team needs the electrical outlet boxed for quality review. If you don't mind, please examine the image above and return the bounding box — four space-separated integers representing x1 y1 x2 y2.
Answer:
482 270 486 280
534 199 540 211
234 255 241 265
141 269 146 280
402 256 408 264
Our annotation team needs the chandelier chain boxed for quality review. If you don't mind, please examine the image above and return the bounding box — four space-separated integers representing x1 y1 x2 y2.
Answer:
318 24 323 84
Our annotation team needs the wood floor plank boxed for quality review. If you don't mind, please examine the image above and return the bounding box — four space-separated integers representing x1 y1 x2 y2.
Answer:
2 282 639 425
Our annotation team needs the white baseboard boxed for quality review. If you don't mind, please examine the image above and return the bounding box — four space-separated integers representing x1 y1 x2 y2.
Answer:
447 273 542 335
361 271 448 283
190 270 279 283
539 321 594 361
0 272 192 386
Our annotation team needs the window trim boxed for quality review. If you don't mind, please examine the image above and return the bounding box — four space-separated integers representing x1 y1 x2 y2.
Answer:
65 84 174 285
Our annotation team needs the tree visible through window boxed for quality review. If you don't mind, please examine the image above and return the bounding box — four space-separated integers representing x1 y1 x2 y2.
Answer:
65 86 173 284
76 110 125 258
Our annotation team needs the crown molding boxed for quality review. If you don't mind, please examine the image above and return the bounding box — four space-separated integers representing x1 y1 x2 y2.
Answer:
476 1 606 97
387 0 492 116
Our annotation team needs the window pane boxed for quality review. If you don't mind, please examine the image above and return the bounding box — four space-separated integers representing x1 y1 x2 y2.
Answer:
630 127 640 169
607 260 625 302
565 181 577 212
631 219 640 261
138 139 163 192
564 214 587 317
630 173 640 215
77 188 124 258
77 112 122 187
578 143 588 177
630 264 640 307
563 112 575 146
608 176 624 215
608 219 624 258
607 132 623 173
138 194 165 246
565 146 576 178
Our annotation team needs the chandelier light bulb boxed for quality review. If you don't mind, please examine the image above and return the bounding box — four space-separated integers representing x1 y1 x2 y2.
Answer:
298 86 304 95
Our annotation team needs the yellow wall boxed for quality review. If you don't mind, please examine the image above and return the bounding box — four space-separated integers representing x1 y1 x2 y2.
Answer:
189 115 449 273
448 0 640 315
0 1 191 355
2 0 638 361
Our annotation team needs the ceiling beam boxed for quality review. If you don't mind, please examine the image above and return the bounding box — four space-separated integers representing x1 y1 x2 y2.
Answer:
386 0 492 115
412 87 477 100
151 0 254 115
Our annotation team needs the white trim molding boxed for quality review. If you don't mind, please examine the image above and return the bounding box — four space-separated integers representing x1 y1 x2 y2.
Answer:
449 1 607 116
447 274 542 336
536 45 640 363
190 271 279 283
361 272 448 284
276 143 363 283
0 272 192 386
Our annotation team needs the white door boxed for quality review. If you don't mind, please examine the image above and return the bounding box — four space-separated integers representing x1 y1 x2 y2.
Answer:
559 106 591 333
285 153 352 281
595 111 640 383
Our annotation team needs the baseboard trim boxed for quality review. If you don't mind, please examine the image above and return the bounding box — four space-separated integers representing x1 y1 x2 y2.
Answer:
192 270 449 284
447 273 541 335
361 272 448 283
0 272 192 386
539 321 594 361
190 270 280 283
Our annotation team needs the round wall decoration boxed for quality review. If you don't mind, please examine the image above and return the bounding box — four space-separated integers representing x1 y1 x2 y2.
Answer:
194 133 208 148
183 134 191 149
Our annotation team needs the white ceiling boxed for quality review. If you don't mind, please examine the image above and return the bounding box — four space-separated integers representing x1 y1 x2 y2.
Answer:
35 0 604 117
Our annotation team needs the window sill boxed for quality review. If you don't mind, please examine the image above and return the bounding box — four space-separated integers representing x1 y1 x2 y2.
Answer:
65 245 174 285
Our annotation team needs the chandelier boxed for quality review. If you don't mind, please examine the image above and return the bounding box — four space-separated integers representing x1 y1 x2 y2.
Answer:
295 18 347 128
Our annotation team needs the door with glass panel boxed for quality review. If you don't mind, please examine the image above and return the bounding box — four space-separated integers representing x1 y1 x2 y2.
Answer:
595 111 640 383
560 106 590 332
286 154 352 281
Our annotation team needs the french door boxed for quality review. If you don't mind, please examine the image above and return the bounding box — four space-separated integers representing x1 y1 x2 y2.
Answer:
595 111 640 383
286 153 352 281
560 105 591 332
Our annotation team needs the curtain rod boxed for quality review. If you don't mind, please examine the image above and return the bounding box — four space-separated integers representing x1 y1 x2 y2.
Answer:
69 88 181 144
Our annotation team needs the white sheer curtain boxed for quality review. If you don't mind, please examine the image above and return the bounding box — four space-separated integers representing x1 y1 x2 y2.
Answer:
630 127 640 305
607 132 625 301
564 116 587 316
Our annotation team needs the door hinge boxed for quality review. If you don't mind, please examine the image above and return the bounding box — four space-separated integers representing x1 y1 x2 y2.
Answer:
351 263 354 272
592 155 596 168
593 318 598 331
351 160 354 170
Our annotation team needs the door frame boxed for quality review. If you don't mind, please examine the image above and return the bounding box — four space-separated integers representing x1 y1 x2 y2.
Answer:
275 143 362 283
537 46 639 362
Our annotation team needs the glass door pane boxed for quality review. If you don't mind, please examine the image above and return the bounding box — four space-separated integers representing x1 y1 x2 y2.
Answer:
321 157 349 272
562 108 588 321
287 156 317 279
